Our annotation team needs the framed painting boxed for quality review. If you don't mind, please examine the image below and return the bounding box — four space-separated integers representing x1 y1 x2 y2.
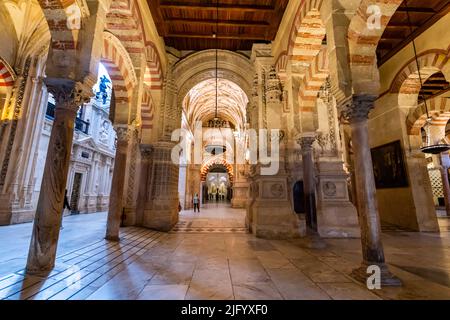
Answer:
371 140 409 189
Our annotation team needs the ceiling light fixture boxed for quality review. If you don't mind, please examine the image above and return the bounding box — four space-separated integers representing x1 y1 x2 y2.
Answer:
214 0 219 124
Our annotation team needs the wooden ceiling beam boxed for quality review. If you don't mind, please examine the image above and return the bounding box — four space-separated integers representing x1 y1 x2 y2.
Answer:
147 0 168 37
165 18 269 28
166 32 268 41
159 2 275 13
266 0 288 39
396 7 436 14
378 3 450 66
385 24 420 29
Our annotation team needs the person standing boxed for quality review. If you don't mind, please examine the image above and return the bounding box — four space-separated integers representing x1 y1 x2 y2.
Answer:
61 189 71 230
193 194 200 213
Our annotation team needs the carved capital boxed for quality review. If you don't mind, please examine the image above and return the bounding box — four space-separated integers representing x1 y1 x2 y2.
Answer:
338 95 377 123
45 79 93 113
140 144 153 159
114 125 131 142
297 134 316 152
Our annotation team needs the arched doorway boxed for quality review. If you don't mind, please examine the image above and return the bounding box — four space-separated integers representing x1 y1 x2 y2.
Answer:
202 162 233 204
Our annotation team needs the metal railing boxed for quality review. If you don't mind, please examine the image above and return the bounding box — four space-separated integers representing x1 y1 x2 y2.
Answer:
46 102 90 134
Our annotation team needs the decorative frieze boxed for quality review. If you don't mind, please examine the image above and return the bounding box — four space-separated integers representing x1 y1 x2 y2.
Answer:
265 65 282 105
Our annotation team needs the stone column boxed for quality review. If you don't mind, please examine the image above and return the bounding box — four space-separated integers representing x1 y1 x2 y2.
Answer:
439 154 450 217
340 95 401 286
143 141 179 231
298 134 318 232
105 125 130 241
136 144 153 226
26 80 91 274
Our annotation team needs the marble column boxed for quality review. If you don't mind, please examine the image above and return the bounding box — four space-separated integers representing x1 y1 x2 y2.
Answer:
136 144 153 226
439 154 450 217
299 134 318 232
26 80 92 274
105 125 130 241
340 95 401 286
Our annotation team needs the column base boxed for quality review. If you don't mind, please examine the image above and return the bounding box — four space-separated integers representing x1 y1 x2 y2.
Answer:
105 235 120 242
252 201 306 239
143 200 179 232
25 267 53 276
351 262 402 287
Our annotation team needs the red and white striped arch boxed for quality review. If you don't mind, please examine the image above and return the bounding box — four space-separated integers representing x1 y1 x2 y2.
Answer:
200 157 234 184
288 6 326 65
140 88 155 130
392 47 450 135
389 49 450 95
298 47 329 112
107 0 144 63
347 0 403 92
0 59 15 89
37 0 79 59
101 32 137 105
107 0 163 79
283 0 328 126
407 97 450 135
143 43 163 90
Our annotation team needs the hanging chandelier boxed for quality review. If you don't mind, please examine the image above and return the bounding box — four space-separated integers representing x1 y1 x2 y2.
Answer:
402 0 450 154
212 0 221 127
205 0 226 155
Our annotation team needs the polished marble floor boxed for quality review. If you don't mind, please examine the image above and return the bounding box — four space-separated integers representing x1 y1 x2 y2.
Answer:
0 204 450 300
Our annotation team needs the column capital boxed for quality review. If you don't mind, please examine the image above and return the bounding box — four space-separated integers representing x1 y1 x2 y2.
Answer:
45 78 93 113
140 144 153 159
114 125 131 142
338 94 377 123
297 133 316 151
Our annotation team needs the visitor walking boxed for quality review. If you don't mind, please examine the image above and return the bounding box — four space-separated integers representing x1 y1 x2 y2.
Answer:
193 194 200 213
61 189 71 230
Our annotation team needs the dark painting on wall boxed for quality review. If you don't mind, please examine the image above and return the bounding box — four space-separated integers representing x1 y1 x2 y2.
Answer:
371 140 409 189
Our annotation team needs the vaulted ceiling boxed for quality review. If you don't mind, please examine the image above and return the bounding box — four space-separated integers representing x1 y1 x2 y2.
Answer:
183 79 248 128
147 0 290 51
376 0 450 66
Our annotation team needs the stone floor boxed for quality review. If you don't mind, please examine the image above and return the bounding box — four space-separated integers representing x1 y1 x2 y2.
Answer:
0 204 449 300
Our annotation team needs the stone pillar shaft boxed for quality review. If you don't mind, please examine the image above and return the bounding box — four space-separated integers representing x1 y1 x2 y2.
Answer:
350 119 385 262
340 95 401 286
105 126 129 241
439 155 450 217
299 135 317 231
136 144 153 226
26 80 91 273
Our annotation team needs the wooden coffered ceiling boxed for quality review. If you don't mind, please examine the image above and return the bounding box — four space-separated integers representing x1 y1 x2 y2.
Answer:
147 0 290 51
376 0 450 66
419 71 450 101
